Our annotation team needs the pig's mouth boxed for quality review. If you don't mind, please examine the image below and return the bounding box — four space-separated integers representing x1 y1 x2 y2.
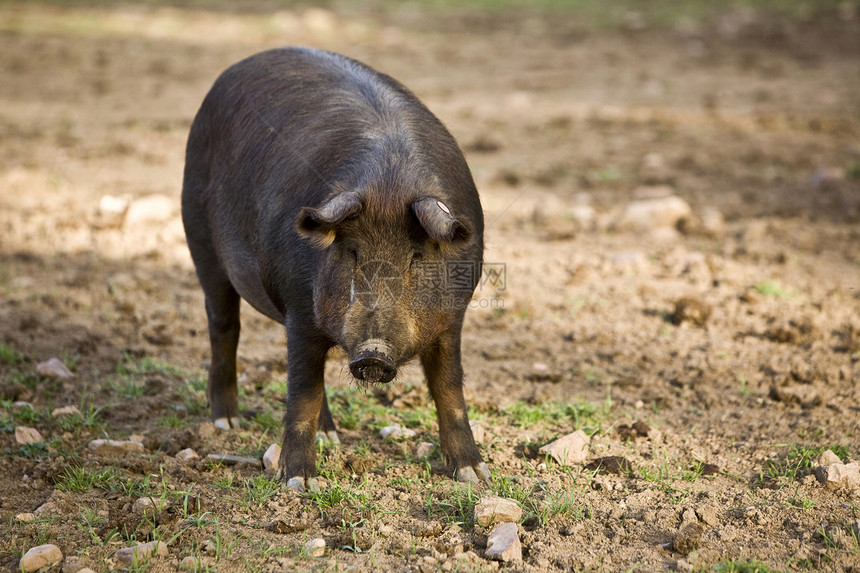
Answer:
348 338 397 384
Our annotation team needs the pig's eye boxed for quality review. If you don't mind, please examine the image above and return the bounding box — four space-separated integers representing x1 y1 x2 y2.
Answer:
347 247 358 262
409 249 424 267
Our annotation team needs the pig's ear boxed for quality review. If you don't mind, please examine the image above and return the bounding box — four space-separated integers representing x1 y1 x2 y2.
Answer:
412 197 471 244
297 191 363 248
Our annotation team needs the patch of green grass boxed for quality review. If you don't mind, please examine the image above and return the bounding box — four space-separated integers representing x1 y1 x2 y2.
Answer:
2 441 53 461
328 388 395 432
55 465 121 492
250 410 281 433
424 483 480 528
117 353 183 378
242 474 282 508
507 399 601 431
0 342 25 364
55 401 104 433
763 444 851 485
753 280 790 297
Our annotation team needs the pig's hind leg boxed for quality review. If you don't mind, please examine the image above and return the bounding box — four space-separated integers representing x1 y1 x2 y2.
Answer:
421 331 491 484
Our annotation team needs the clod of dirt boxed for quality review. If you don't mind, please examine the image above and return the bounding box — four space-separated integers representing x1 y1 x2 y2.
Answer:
614 189 692 233
36 357 73 379
175 448 199 463
267 518 312 534
701 463 720 476
87 439 145 456
132 496 169 517
15 426 43 445
584 456 633 475
672 522 704 555
16 513 35 523
539 429 589 465
263 443 280 473
415 442 434 458
475 496 523 527
768 385 821 407
19 544 63 573
765 318 816 345
484 522 522 562
346 452 376 475
469 420 485 443
815 449 843 466
695 506 720 526
813 462 860 492
114 540 168 565
616 421 651 441
670 297 713 326
51 405 80 417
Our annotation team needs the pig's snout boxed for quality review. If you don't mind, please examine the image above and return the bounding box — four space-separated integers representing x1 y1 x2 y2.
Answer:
349 340 397 383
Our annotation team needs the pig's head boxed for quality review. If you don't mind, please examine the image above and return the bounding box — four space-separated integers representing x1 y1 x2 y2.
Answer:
297 190 474 384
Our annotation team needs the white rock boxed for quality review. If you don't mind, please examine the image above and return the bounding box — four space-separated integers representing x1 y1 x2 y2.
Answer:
469 420 485 444
179 556 198 570
36 357 73 379
99 194 131 216
125 194 175 225
615 192 692 232
484 522 521 562
379 424 416 439
87 439 145 456
303 538 325 558
16 513 35 523
699 206 725 237
263 443 281 473
20 544 63 572
539 430 590 465
15 426 44 444
415 442 435 458
814 449 842 466
814 462 860 491
132 497 170 516
474 496 522 527
51 405 80 418
114 541 168 565
34 502 56 515
175 448 199 463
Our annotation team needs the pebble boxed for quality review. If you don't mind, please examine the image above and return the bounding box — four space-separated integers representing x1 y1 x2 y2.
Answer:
36 357 73 379
484 522 521 562
814 462 860 491
206 453 262 468
303 538 326 558
15 426 44 445
179 556 197 570
263 443 281 473
20 544 63 572
114 540 168 565
415 442 435 458
16 513 35 523
614 190 692 232
814 449 842 466
670 297 713 326
128 434 146 444
51 405 80 418
87 439 145 455
474 496 522 527
175 448 199 463
469 420 485 443
132 496 170 516
379 424 416 439
539 430 590 465
696 505 719 526
124 194 175 225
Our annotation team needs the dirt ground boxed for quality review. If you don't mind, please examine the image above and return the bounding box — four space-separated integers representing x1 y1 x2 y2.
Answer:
1 2 860 572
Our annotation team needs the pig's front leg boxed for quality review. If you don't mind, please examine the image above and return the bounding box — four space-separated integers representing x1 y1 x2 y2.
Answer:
421 331 491 484
278 318 332 491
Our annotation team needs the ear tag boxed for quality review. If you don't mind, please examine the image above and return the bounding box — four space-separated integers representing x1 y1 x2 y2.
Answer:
436 201 451 214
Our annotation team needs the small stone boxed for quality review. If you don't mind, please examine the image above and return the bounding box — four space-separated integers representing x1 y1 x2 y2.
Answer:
475 496 522 527
814 449 842 466
814 462 860 491
539 430 590 465
267 519 311 534
303 538 325 558
16 513 35 523
63 564 94 573
197 422 216 439
263 443 281 473
36 357 73 379
87 439 145 456
132 497 170 516
484 522 521 562
206 453 262 467
175 448 199 463
469 420 485 443
34 502 56 516
852 519 860 540
114 540 168 565
415 442 435 458
20 544 63 572
128 434 146 444
614 191 692 232
179 556 197 570
124 194 175 225
51 405 80 418
379 424 416 439
15 426 44 445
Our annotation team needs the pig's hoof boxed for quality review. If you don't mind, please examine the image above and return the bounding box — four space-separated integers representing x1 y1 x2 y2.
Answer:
456 462 491 484
213 416 241 430
316 430 341 445
286 476 320 493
